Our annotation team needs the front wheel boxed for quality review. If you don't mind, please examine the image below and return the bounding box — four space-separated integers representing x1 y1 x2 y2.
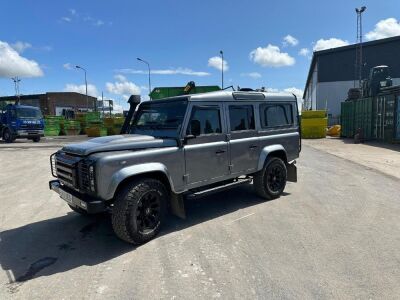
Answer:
32 136 41 142
2 129 15 143
253 157 287 200
112 178 168 244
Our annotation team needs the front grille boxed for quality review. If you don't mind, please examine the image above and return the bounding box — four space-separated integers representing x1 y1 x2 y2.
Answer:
52 152 93 193
54 153 81 189
20 123 42 130
79 160 91 192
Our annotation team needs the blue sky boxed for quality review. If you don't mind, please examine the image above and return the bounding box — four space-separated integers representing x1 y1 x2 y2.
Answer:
1 0 400 110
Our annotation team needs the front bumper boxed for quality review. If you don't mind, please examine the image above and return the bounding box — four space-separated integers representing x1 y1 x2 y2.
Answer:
17 129 44 138
49 180 106 214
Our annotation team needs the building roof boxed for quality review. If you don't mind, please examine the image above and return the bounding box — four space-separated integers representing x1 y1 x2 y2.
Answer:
0 92 97 102
303 35 400 99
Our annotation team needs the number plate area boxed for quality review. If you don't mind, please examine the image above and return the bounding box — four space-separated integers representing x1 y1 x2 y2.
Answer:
60 189 73 204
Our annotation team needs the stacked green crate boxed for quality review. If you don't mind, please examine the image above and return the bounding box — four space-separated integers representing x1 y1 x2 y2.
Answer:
44 116 63 136
104 117 125 135
86 112 107 137
64 120 81 135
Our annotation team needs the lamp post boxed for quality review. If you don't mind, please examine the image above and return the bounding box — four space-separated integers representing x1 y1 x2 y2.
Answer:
355 6 366 89
11 77 21 104
137 57 151 99
220 50 224 89
75 65 89 111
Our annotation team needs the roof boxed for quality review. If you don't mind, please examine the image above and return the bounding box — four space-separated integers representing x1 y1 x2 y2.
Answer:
303 35 400 99
153 90 297 102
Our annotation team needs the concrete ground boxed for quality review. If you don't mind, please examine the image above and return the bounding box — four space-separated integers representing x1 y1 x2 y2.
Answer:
303 137 400 180
0 137 399 299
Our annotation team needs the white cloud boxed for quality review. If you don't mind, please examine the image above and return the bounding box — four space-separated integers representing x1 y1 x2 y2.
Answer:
249 44 295 67
365 18 400 41
266 87 304 112
69 8 77 16
240 72 262 79
283 87 303 99
114 74 127 82
208 56 229 71
283 35 299 47
313 38 349 51
298 48 310 57
11 41 32 53
61 17 71 22
117 67 210 77
106 75 141 98
63 63 73 70
0 41 43 78
64 83 99 97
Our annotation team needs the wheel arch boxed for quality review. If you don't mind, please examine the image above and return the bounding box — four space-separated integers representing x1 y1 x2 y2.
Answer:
257 145 288 171
105 163 174 201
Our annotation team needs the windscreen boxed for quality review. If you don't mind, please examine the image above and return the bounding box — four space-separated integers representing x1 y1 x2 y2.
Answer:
16 107 43 119
130 100 188 138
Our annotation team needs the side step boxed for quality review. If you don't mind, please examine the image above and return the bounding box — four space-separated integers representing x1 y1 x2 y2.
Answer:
185 178 252 200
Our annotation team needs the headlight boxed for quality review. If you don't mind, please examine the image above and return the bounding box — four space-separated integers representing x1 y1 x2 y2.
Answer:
89 165 95 192
79 159 96 193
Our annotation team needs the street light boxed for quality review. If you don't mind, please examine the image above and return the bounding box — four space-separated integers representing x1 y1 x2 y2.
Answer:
220 50 224 89
75 65 89 111
355 6 367 89
137 57 151 98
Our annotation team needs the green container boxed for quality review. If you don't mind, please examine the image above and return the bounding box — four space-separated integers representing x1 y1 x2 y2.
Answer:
150 85 221 100
341 101 355 137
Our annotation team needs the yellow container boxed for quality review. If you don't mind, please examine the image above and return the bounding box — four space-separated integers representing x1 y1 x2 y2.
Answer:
301 110 327 119
301 117 327 139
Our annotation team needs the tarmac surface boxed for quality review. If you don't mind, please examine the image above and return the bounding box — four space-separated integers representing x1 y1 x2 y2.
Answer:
0 137 399 299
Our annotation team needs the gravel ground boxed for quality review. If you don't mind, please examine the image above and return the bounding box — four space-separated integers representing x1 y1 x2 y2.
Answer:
0 137 399 299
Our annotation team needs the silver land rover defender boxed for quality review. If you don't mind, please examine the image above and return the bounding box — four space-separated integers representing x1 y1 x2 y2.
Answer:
49 90 300 244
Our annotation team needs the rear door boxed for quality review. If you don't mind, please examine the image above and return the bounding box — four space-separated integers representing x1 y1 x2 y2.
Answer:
226 103 259 174
183 102 229 186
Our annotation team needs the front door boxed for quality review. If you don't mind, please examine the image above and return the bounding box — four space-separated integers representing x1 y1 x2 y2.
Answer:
183 103 229 186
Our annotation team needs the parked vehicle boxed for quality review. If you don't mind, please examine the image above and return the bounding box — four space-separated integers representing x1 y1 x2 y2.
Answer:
0 104 44 143
49 90 301 244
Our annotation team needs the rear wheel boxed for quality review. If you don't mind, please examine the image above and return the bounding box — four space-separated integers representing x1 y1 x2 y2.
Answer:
32 136 41 142
112 178 167 244
2 129 15 143
253 157 287 200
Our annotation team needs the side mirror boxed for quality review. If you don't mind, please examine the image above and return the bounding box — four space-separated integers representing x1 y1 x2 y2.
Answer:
183 134 196 144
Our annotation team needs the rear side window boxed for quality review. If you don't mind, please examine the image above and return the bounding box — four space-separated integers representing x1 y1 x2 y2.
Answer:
187 106 222 136
229 105 255 131
261 103 293 128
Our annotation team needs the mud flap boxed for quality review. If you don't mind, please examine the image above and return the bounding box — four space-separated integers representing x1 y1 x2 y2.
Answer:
170 193 186 219
287 163 297 182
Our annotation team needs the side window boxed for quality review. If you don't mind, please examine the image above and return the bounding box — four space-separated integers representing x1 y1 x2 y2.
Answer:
187 106 222 136
261 103 293 128
229 105 255 131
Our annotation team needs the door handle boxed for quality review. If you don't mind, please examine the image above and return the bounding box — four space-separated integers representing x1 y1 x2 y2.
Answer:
215 150 226 155
249 145 258 149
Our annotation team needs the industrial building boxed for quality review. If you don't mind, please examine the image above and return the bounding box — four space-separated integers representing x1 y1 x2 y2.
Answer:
303 35 400 120
0 92 97 116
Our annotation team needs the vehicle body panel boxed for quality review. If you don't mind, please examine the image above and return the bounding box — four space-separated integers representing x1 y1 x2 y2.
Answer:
50 90 300 207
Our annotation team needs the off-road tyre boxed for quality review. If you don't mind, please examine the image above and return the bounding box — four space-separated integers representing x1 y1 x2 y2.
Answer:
112 178 168 244
253 157 287 200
